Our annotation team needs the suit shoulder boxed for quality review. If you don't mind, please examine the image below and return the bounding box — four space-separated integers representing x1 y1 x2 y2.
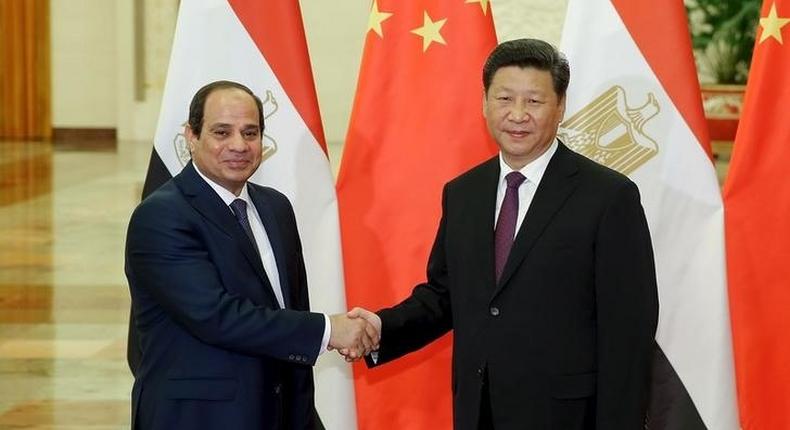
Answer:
445 156 499 191
135 179 177 209
567 147 635 189
248 183 292 207
130 180 187 223
248 184 299 226
562 149 645 214
249 183 286 199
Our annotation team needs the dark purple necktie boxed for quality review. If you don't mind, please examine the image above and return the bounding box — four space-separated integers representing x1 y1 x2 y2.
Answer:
494 171 526 283
230 199 258 249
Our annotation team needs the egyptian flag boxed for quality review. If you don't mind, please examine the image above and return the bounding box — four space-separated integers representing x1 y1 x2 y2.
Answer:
560 0 739 428
725 1 790 428
134 1 355 427
337 0 497 428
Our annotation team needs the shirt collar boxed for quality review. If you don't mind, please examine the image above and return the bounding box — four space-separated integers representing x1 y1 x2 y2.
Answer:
193 163 251 207
498 138 558 187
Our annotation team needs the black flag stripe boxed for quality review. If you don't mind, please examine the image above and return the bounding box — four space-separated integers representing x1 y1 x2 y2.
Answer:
646 342 707 429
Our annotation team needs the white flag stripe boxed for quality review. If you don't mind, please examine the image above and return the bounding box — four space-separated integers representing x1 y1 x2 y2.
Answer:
152 1 355 428
561 0 737 428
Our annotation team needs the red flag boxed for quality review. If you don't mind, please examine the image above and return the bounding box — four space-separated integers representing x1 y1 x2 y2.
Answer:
337 0 497 428
724 1 790 429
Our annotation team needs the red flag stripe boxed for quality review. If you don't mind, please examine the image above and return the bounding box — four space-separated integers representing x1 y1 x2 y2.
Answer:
227 0 327 153
724 1 790 428
610 0 713 159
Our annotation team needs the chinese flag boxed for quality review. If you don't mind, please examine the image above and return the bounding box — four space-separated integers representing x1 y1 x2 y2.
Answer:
337 0 497 428
724 1 790 429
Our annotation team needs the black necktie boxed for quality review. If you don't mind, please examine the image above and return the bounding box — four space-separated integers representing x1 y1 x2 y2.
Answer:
230 199 257 249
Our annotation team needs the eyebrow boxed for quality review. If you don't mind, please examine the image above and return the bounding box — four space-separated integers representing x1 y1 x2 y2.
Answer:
208 123 260 130
493 86 546 94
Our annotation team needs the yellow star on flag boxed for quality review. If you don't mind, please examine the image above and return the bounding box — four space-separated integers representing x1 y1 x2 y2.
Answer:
759 2 790 44
367 0 393 38
411 11 447 52
465 0 490 16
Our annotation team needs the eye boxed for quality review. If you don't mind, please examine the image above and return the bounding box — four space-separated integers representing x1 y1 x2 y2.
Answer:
212 130 229 137
242 129 260 139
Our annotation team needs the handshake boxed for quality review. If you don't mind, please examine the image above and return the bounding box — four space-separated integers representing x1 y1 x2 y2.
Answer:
328 307 381 361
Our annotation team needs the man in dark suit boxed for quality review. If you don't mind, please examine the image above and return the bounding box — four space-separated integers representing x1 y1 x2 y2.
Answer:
125 80 377 430
348 39 659 429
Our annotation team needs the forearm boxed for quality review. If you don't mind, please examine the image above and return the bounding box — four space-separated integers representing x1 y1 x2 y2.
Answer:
371 283 453 365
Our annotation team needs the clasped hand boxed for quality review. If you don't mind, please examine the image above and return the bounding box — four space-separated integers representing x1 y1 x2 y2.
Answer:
328 307 382 361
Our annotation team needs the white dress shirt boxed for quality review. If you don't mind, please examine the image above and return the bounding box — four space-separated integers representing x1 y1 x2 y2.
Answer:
494 139 558 236
194 165 331 354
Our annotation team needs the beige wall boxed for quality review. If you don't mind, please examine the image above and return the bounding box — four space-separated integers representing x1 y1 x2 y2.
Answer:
302 1 368 147
50 1 568 141
493 0 568 45
115 0 178 141
50 0 118 128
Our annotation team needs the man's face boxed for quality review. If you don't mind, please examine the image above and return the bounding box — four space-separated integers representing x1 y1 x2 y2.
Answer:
483 66 565 170
186 88 263 195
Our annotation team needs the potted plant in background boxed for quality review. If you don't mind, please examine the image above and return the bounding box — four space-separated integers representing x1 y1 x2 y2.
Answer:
686 0 761 142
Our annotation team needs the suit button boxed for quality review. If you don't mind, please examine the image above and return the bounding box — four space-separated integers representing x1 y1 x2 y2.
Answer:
477 368 484 377
274 384 282 394
489 307 500 316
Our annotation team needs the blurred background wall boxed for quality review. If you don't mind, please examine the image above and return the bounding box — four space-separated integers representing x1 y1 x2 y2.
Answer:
48 0 569 151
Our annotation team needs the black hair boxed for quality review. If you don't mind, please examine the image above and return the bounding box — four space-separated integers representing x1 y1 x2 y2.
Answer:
482 38 570 99
187 80 264 137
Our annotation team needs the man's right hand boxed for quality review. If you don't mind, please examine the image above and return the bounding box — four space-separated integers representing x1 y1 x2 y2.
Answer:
328 313 380 360
339 307 383 362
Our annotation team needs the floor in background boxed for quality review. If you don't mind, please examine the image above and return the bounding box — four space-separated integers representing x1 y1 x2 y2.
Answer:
0 139 150 429
0 137 729 429
0 137 348 429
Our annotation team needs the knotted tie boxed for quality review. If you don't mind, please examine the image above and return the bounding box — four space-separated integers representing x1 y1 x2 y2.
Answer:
230 199 257 249
494 171 526 283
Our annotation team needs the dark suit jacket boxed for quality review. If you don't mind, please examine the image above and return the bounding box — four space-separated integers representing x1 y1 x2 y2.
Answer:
125 162 325 430
370 143 658 429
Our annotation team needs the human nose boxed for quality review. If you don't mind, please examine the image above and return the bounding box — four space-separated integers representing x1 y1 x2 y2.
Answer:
507 102 529 122
227 132 249 151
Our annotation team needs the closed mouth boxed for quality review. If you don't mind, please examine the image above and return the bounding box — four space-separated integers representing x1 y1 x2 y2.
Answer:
223 159 251 168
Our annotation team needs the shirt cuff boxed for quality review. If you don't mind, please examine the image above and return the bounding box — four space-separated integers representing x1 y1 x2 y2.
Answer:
319 314 331 356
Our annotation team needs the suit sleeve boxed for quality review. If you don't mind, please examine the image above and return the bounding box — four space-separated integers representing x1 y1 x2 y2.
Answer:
594 180 659 428
125 196 325 364
369 186 454 366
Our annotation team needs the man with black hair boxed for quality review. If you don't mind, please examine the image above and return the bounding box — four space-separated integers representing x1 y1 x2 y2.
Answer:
125 80 377 429
350 39 658 429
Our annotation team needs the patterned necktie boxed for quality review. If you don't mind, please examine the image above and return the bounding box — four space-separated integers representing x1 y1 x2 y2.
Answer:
230 199 258 250
494 171 526 283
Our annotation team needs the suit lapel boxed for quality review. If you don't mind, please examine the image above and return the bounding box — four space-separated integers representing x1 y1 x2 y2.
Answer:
493 143 580 297
174 163 279 307
468 158 500 289
248 185 291 309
